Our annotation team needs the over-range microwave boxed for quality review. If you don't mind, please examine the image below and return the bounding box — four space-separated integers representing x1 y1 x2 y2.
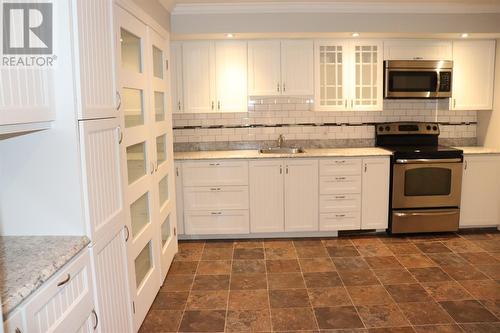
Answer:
384 60 453 99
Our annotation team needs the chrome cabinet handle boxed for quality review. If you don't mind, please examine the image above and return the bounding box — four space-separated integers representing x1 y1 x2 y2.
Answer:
176 167 180 177
280 166 282 174
277 83 280 92
150 162 155 174
351 100 353 108
335 177 347 180
345 100 348 108
117 126 123 144
218 101 221 110
453 99 456 109
211 212 222 215
211 101 214 110
364 164 367 172
178 101 181 111
464 160 468 170
116 91 121 110
92 309 99 330
335 195 346 199
124 225 130 242
57 274 71 287
283 83 286 92
210 187 221 191
413 56 423 60
335 160 346 164
155 162 158 172
209 162 220 166
335 214 346 218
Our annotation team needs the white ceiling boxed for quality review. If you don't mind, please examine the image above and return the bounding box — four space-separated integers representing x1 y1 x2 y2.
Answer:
161 0 500 10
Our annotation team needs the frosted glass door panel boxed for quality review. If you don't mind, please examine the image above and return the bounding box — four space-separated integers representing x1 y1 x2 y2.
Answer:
126 142 146 184
130 192 151 237
315 42 347 111
121 29 142 73
161 215 171 248
152 46 163 79
352 42 383 111
154 91 165 122
123 88 144 127
135 241 153 288
156 135 167 166
158 175 169 207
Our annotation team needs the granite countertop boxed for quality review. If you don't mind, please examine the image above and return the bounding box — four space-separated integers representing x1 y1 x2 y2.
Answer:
0 236 90 317
455 146 500 155
174 147 392 160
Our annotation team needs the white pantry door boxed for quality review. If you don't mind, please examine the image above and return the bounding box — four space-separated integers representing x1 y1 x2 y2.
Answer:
148 28 178 281
116 6 160 329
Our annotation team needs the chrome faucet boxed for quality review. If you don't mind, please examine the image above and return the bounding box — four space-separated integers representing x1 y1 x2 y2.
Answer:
277 134 285 148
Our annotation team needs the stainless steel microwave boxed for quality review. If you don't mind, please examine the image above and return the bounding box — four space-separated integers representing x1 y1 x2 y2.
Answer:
384 60 453 98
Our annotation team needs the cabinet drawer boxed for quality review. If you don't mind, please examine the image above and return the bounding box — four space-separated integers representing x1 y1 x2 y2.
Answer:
185 210 249 235
320 159 362 176
182 161 248 186
184 186 249 211
4 309 25 333
320 212 361 231
24 250 94 333
320 176 362 194
320 194 361 213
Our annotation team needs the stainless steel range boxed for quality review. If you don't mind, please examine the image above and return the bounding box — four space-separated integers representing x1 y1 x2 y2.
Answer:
376 122 464 234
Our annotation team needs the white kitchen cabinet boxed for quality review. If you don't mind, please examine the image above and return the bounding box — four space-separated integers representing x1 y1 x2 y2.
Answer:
175 162 185 235
248 40 314 96
249 160 285 233
79 118 124 245
90 229 133 333
215 41 248 112
181 41 248 113
285 159 319 231
24 250 94 333
3 309 25 333
248 40 282 96
451 40 496 111
171 42 184 113
314 40 383 111
281 40 314 95
361 157 390 230
73 0 117 120
182 160 249 187
383 40 453 60
182 41 215 113
460 155 500 227
185 210 250 235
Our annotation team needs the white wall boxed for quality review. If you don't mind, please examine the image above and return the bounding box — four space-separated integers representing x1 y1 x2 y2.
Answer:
0 1 85 236
478 39 500 149
132 0 171 32
172 12 500 36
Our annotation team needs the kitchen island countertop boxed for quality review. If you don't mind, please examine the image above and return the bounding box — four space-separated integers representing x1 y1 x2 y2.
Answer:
0 235 90 317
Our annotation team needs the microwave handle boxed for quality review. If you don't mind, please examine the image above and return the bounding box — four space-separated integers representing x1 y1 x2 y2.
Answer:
436 71 441 93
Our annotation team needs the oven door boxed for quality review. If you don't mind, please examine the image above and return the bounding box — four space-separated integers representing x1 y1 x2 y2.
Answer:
392 159 463 209
385 68 451 98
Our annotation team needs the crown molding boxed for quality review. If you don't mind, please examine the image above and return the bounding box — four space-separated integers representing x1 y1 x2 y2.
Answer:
171 1 500 15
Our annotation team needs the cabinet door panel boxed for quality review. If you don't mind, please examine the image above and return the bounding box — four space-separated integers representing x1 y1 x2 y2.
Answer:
79 118 124 244
216 41 248 112
175 162 185 235
171 42 184 113
75 0 117 119
460 155 500 227
285 159 319 232
90 229 132 333
184 186 249 211
351 41 383 111
314 40 349 111
248 40 281 96
383 40 452 60
185 210 249 235
452 40 495 110
281 40 314 95
249 160 284 233
320 212 360 231
361 158 390 230
182 161 249 187
182 41 214 113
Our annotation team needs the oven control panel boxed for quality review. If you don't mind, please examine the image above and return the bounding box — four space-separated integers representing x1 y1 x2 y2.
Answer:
376 122 440 135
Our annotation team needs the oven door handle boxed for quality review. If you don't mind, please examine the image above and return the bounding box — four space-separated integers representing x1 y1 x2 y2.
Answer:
395 158 462 164
394 210 458 217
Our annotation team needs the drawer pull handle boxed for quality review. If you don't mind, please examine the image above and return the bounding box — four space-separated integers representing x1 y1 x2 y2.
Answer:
335 177 347 180
335 196 346 199
335 160 346 164
211 212 222 215
336 214 346 218
57 274 71 287
15 328 21 333
209 163 220 166
124 225 130 242
210 187 221 191
92 309 99 330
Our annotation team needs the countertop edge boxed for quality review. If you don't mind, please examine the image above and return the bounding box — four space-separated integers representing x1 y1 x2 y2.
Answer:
1 236 91 317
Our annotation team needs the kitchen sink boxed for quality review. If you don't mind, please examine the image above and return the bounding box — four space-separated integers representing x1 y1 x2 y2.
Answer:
259 147 305 154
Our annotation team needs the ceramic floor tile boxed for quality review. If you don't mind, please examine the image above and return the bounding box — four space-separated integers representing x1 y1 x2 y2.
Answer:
233 247 265 260
169 261 199 275
299 258 336 272
356 303 409 328
231 259 266 274
271 307 318 331
296 245 329 258
303 271 344 288
230 273 268 290
408 267 452 283
386 243 421 255
338 269 381 286
333 257 370 270
412 324 464 333
356 244 394 257
266 259 301 273
460 323 500 333
364 256 403 269
228 289 269 310
347 285 394 305
196 260 231 275
151 292 189 310
233 240 264 249
201 247 233 260
139 310 183 333
439 300 498 323
162 274 194 292
442 264 489 281
421 281 474 301
475 265 500 280
459 280 500 300
308 287 352 307
185 290 228 310
314 306 365 329
385 284 432 303
178 310 226 332
192 275 230 291
327 245 361 257
398 301 454 325
372 269 418 285
396 254 437 268
268 273 306 289
225 309 272 332
459 252 500 266
265 247 297 259
269 289 311 308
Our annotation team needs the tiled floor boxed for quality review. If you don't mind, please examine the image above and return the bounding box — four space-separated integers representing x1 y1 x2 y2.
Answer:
140 231 500 332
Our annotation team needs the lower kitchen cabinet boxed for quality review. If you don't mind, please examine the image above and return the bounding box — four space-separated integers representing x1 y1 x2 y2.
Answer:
361 158 390 229
460 154 500 227
185 210 250 234
175 162 185 235
3 309 25 333
284 160 319 232
249 160 284 233
249 159 318 233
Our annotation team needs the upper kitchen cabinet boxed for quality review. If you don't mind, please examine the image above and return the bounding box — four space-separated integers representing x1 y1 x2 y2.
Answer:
451 40 496 111
248 40 314 96
73 0 118 120
181 41 248 113
171 42 184 113
314 40 382 111
383 40 452 60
